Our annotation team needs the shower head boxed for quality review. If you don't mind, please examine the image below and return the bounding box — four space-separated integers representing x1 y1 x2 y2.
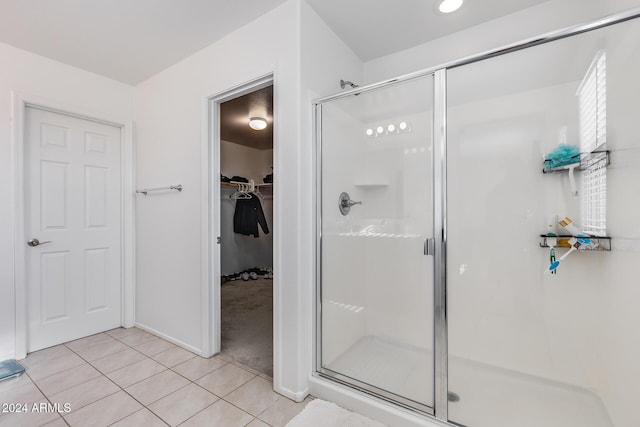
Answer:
340 79 359 90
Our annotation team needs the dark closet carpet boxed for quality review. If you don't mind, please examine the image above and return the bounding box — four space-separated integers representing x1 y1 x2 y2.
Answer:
221 278 273 376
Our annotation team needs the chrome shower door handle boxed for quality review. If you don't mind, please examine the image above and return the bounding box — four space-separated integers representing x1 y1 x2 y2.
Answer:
27 238 51 247
339 192 362 216
424 238 435 256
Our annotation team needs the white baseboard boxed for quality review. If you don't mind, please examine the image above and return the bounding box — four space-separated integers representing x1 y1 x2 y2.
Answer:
0 352 17 362
134 322 203 356
275 382 310 403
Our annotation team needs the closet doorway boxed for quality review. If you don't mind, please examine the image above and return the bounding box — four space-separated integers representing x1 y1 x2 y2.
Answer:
217 82 274 377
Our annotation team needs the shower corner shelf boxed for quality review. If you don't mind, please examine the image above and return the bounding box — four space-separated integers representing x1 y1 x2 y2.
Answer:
539 234 611 251
542 150 609 174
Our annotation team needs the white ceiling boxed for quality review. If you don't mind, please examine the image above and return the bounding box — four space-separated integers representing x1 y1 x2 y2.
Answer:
0 0 552 86
306 0 550 61
0 0 287 84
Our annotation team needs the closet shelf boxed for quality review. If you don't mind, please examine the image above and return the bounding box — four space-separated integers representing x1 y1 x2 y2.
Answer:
539 234 611 251
221 182 272 188
542 150 609 173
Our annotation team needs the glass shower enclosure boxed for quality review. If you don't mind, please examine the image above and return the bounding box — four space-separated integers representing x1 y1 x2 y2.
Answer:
314 9 640 427
315 74 442 414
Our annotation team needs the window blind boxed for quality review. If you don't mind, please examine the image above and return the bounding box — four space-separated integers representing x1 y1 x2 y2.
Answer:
577 51 607 236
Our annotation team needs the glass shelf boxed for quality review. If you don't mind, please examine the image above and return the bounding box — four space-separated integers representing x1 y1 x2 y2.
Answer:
542 150 609 173
539 234 611 251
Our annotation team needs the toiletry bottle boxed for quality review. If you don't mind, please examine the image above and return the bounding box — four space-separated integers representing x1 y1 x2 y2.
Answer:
558 216 581 236
546 215 558 235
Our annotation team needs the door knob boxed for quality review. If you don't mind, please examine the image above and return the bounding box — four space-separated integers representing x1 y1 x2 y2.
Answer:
27 238 51 247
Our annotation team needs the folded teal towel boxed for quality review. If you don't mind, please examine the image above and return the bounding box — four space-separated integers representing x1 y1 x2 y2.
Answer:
544 144 580 168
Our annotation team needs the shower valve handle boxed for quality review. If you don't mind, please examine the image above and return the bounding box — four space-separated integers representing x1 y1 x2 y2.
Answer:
343 199 362 208
339 192 362 216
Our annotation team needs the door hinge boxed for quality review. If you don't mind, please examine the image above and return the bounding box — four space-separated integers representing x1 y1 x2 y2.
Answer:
424 238 435 256
217 237 221 244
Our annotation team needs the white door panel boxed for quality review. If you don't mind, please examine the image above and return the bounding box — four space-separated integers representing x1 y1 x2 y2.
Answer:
26 107 122 351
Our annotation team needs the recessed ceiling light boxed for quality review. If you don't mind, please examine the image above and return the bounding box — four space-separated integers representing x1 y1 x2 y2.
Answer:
249 117 267 130
435 0 463 14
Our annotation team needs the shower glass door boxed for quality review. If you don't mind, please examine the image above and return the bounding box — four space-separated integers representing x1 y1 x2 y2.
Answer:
446 16 640 427
316 74 435 412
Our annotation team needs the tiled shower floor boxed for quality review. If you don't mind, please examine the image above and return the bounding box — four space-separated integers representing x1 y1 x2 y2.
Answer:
0 327 311 427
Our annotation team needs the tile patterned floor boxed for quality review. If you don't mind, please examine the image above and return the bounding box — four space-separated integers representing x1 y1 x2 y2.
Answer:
0 328 312 427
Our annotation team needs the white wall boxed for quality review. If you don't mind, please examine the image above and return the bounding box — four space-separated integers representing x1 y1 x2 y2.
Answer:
220 140 273 275
132 0 364 406
0 41 134 361
299 0 363 372
134 0 307 398
363 0 640 85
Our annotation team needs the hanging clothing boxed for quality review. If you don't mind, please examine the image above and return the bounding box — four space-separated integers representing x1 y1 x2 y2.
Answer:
233 194 269 237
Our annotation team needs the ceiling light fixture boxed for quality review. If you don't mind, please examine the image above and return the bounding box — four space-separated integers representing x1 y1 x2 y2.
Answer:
249 117 267 130
435 0 463 14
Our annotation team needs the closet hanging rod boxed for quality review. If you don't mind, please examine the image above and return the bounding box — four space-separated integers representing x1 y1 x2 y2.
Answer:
136 184 182 195
220 182 272 188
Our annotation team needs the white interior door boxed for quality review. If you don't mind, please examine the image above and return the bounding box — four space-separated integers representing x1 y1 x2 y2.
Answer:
25 106 122 352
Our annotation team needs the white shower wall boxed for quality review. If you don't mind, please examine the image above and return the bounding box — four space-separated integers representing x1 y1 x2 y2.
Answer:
358 110 433 348
597 24 640 425
321 106 435 363
320 103 366 364
447 81 596 386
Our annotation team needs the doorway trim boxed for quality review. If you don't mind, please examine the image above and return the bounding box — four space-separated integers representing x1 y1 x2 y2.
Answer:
200 73 275 360
12 91 136 359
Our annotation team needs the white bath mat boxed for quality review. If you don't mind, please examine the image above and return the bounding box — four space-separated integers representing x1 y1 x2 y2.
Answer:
286 399 386 427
